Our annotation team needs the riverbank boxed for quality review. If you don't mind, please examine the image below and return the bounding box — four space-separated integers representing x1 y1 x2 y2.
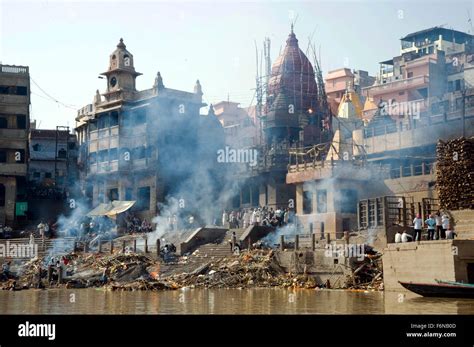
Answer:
1 248 382 292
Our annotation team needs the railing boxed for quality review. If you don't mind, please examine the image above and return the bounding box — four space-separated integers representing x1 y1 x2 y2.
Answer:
1 65 28 74
366 75 429 92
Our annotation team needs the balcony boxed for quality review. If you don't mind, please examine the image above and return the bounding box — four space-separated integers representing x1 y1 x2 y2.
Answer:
364 75 429 95
0 163 27 176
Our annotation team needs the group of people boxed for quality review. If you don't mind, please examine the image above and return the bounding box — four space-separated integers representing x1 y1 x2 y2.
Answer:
222 206 293 229
124 214 153 233
395 211 456 243
0 224 13 239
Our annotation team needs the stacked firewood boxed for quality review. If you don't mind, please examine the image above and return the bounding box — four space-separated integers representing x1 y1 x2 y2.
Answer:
436 137 474 210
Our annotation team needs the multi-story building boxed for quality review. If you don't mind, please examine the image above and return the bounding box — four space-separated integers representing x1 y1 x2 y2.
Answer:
28 127 78 192
325 68 374 106
0 64 30 226
286 27 474 244
362 27 473 120
75 39 223 221
213 101 259 149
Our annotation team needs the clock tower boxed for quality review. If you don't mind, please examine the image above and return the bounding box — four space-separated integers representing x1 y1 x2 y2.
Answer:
101 38 142 100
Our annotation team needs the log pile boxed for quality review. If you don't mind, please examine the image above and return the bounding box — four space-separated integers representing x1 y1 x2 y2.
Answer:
163 250 320 289
436 137 474 210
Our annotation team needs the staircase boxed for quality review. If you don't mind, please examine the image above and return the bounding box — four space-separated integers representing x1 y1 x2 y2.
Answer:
191 228 246 260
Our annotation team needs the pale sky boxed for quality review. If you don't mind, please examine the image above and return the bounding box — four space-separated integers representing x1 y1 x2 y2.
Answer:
1 0 472 129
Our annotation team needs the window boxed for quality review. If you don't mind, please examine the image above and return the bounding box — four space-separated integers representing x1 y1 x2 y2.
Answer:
16 115 26 129
108 188 119 201
98 150 108 162
134 109 146 125
0 184 5 207
68 142 76 150
32 143 41 151
0 85 27 95
125 188 133 201
45 172 52 178
0 150 7 163
455 80 462 91
136 186 150 211
303 191 313 214
57 148 67 158
17 86 27 95
316 190 327 213
407 72 413 78
109 148 118 161
110 111 119 126
338 189 358 213
89 121 97 131
133 146 146 159
89 152 97 164
98 114 109 129
0 117 7 129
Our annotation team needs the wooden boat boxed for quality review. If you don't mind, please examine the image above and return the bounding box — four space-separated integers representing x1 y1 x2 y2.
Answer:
399 280 474 298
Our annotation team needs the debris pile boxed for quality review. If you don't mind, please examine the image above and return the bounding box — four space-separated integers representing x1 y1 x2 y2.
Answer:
346 253 383 291
437 137 474 210
163 249 320 289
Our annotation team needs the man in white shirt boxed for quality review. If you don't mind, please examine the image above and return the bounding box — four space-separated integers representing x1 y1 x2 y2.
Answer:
413 214 423 241
401 231 413 242
435 212 443 240
441 214 450 239
394 231 402 243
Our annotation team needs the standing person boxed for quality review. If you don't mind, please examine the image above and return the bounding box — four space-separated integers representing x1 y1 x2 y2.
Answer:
255 209 261 226
283 209 289 225
222 210 228 228
441 214 449 239
250 209 256 226
425 214 436 240
413 214 423 241
435 212 443 240
172 214 178 231
29 232 35 245
37 221 45 239
242 209 249 229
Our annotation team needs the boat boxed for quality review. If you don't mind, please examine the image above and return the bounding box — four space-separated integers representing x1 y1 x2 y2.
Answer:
399 280 474 298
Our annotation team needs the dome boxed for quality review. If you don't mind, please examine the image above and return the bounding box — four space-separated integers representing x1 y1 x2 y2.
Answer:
266 29 318 113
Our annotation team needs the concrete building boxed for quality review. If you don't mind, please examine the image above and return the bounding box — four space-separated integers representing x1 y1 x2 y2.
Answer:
213 101 259 149
0 64 30 226
28 128 78 192
325 68 375 118
75 39 224 221
362 27 473 121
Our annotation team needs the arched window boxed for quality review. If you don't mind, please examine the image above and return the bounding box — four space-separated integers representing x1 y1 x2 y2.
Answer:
0 184 5 207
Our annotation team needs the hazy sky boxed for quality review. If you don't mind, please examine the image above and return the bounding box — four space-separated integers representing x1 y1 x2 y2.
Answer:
1 0 472 129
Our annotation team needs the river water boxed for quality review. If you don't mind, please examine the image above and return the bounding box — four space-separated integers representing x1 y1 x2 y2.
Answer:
1 288 474 314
